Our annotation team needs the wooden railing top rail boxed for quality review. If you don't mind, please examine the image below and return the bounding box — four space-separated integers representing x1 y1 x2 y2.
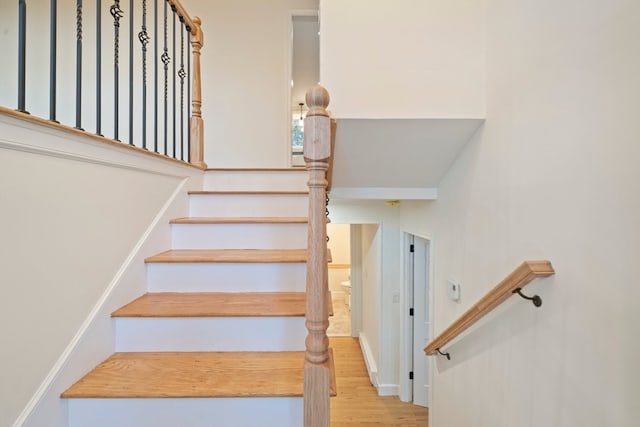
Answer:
424 260 555 356
167 0 196 32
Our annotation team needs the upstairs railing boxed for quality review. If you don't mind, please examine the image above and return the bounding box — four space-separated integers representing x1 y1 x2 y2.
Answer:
2 0 206 168
303 85 333 427
424 260 555 359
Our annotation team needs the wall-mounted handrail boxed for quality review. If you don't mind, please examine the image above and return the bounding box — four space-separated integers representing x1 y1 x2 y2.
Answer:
424 260 555 357
303 85 332 427
3 0 206 168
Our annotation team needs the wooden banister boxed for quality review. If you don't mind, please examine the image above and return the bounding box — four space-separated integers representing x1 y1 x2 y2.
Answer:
303 85 332 427
167 0 196 31
424 260 555 356
189 16 207 169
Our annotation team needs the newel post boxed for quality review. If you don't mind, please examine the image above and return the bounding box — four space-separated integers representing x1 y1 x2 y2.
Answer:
189 16 207 168
303 85 331 427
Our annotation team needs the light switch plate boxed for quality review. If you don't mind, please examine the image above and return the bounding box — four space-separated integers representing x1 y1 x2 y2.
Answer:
447 279 461 301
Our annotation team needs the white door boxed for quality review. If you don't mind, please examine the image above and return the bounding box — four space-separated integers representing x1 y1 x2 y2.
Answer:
412 237 430 407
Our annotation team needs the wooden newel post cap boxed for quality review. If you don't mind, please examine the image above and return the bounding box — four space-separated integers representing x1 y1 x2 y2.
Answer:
305 85 330 117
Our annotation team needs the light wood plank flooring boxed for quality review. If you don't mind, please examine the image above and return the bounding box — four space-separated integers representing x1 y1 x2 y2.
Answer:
330 337 428 427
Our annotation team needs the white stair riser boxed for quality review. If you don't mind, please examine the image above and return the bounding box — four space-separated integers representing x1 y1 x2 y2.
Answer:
68 397 302 427
147 263 307 292
115 317 306 352
204 171 308 191
171 223 307 249
189 194 308 217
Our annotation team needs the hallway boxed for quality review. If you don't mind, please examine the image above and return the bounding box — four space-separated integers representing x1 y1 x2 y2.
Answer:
330 337 428 426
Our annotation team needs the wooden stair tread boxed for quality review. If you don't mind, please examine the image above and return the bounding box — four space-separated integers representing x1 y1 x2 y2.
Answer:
61 351 336 398
169 217 308 224
146 249 307 263
206 168 306 172
145 249 331 263
188 190 309 195
112 292 306 317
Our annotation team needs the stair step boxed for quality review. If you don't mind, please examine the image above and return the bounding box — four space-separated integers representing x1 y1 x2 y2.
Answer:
169 219 308 250
112 292 306 317
145 249 312 264
146 263 307 293
170 217 308 224
189 190 308 195
67 398 304 427
188 192 309 217
62 351 336 398
203 168 308 192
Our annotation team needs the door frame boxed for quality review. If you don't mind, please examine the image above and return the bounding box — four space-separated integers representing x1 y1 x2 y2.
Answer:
399 231 434 405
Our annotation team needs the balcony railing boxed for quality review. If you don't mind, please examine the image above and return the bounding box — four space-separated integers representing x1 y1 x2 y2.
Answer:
2 0 206 167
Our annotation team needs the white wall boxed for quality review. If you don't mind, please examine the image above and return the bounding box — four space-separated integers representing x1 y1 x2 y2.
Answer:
399 1 640 425
320 0 485 119
0 114 202 427
184 0 319 167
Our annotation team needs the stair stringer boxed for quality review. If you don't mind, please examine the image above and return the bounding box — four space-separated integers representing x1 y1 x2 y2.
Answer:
16 175 200 427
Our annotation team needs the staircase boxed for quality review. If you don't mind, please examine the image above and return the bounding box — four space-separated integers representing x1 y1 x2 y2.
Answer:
61 168 336 427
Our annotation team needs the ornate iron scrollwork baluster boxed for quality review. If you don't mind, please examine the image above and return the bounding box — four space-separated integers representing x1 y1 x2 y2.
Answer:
75 0 83 129
178 19 186 161
139 0 150 149
110 0 124 140
161 1 170 155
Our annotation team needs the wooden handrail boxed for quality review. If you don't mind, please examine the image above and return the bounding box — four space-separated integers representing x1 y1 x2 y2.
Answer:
167 0 196 31
424 260 555 356
303 85 332 427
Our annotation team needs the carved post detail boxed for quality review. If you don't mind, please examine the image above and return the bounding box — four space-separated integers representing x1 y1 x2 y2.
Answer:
189 16 206 168
303 85 331 427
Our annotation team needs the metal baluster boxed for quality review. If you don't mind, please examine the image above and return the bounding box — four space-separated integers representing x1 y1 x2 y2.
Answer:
96 0 102 134
50 0 57 121
161 0 170 155
110 0 124 140
178 20 185 161
128 0 134 144
186 25 191 162
75 0 83 129
139 0 150 149
153 0 158 152
171 5 176 159
17 0 27 113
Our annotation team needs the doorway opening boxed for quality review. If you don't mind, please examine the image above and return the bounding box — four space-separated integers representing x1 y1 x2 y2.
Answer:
327 223 352 336
289 12 319 167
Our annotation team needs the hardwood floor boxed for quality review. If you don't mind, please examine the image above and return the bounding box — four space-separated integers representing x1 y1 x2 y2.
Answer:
330 337 428 427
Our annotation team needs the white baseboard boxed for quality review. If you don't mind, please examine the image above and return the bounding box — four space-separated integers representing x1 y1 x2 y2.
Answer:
376 383 400 396
358 333 399 397
358 333 378 387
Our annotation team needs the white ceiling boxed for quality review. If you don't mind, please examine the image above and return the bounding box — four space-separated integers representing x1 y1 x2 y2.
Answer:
331 119 484 199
